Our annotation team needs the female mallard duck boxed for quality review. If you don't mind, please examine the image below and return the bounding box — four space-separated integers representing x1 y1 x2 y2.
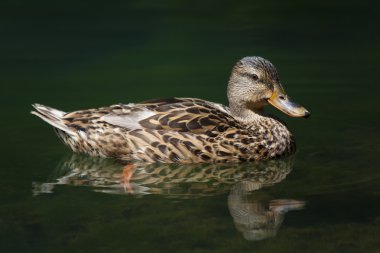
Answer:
31 56 309 163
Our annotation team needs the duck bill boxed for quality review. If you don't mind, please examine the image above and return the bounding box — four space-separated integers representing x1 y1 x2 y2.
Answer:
268 90 310 118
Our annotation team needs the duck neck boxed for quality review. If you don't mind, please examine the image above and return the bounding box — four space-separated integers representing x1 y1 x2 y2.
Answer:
229 101 268 123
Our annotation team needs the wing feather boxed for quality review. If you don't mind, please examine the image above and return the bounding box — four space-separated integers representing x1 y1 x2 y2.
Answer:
99 98 235 134
101 108 156 130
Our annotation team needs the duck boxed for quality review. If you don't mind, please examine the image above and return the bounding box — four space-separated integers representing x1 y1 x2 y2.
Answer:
31 56 310 163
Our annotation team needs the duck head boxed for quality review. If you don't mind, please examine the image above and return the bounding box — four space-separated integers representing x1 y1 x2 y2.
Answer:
227 56 310 119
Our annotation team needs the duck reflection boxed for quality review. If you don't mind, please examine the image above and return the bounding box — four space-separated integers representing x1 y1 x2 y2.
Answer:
228 185 304 241
33 154 304 240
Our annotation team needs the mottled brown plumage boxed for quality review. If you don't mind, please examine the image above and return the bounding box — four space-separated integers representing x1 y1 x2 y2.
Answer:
31 56 310 163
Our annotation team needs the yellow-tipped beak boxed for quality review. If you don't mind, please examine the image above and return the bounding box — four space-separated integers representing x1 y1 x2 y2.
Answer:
268 90 310 118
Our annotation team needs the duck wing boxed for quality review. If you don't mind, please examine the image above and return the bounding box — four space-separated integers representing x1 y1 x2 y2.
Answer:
99 97 237 134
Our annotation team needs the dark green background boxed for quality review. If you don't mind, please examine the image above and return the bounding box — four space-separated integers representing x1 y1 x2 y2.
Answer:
1 0 379 252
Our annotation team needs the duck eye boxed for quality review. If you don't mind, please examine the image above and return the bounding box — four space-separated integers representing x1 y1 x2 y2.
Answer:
251 74 259 81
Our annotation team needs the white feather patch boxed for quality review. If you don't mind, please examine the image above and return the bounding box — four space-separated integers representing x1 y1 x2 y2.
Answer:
101 109 156 129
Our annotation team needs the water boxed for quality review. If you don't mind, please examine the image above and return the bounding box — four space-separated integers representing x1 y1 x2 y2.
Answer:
1 0 380 252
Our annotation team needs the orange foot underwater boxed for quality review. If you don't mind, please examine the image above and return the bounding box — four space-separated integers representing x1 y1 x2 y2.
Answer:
123 164 135 193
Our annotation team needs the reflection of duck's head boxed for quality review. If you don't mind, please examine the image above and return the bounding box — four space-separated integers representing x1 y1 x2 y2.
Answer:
228 183 305 241
33 154 293 197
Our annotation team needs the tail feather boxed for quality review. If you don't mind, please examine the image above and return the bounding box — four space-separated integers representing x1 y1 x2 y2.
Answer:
32 103 66 119
31 104 76 136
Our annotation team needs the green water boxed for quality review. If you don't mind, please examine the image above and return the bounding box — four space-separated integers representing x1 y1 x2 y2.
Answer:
1 0 380 252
